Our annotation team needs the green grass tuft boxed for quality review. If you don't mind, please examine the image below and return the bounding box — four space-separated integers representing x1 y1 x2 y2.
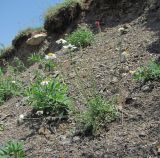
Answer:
77 96 118 135
65 26 94 47
133 60 160 81
0 140 25 158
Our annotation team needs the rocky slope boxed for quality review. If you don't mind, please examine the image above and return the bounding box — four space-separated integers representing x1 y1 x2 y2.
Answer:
0 0 160 157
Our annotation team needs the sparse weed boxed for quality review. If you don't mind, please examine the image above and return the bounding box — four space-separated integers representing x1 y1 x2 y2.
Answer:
10 57 26 73
25 76 72 117
65 26 94 47
28 53 43 63
0 71 22 105
28 53 56 71
133 60 160 81
77 96 118 135
0 140 25 158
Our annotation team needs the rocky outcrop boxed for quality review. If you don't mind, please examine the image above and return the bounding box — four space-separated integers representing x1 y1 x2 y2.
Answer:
44 3 82 34
26 33 47 46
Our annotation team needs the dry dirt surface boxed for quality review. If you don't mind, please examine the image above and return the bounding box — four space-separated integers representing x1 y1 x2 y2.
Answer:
0 0 160 158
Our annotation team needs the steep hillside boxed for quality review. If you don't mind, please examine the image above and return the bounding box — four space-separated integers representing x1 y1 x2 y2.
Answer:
0 0 160 157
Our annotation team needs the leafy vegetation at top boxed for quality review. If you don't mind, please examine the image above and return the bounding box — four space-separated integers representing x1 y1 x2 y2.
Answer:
65 26 94 47
133 60 160 81
77 96 118 135
44 0 82 21
0 140 25 158
25 76 72 117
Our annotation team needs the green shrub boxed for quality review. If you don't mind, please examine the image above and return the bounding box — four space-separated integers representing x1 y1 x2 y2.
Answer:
0 140 25 158
133 60 160 81
65 26 94 47
78 96 118 135
0 71 22 105
25 76 72 117
44 0 82 22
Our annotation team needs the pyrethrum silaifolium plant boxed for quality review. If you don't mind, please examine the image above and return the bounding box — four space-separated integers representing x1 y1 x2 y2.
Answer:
77 96 118 135
0 140 25 158
133 60 160 81
25 76 72 117
65 26 94 47
28 53 56 71
0 72 23 105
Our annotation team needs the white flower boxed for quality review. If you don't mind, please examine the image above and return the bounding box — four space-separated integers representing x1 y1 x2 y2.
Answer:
19 114 24 120
56 39 67 44
118 27 125 32
71 46 77 51
41 81 49 86
36 111 43 115
63 44 77 51
45 53 57 60
11 81 16 83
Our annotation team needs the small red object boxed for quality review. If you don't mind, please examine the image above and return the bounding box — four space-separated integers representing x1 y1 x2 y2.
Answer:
95 20 100 28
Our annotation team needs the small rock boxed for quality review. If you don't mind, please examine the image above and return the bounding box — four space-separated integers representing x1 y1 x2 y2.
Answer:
157 144 160 155
38 127 50 135
26 33 47 45
141 84 154 92
124 24 132 29
120 66 129 73
125 97 135 104
110 77 119 84
52 71 59 78
118 27 127 35
17 114 25 125
59 135 71 145
72 136 80 142
139 131 146 137
121 51 129 63
36 111 43 115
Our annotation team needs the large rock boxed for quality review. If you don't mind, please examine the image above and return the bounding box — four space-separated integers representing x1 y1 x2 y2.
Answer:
26 33 47 45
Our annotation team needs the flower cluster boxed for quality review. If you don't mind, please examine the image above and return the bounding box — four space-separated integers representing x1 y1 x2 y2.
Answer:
40 80 49 86
45 53 57 60
56 39 77 51
56 39 67 44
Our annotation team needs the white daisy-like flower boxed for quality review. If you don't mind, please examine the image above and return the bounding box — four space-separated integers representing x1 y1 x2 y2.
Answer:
45 53 57 60
129 70 136 74
11 81 16 84
63 44 77 50
41 81 49 86
56 39 67 44
118 27 125 32
71 46 77 51
19 114 24 120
